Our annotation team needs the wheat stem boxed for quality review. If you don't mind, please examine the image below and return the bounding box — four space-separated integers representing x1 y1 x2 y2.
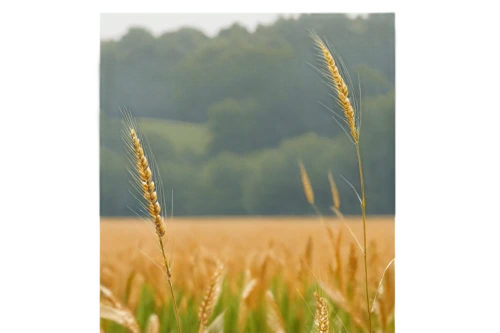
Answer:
370 258 395 313
158 235 182 333
356 142 372 333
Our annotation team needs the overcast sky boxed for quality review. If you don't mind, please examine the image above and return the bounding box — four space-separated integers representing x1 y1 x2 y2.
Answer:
101 13 304 40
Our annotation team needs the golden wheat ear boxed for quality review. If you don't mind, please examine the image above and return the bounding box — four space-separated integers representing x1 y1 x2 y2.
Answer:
313 292 330 333
265 290 286 333
121 108 166 238
198 262 225 333
100 285 140 333
145 313 160 333
298 160 314 205
310 30 360 143
327 171 341 212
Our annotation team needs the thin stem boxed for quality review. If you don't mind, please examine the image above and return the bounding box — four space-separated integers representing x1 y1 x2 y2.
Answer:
356 142 372 333
158 235 182 333
312 204 334 247
312 203 328 227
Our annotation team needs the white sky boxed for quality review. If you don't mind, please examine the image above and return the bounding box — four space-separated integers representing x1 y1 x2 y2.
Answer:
100 13 303 40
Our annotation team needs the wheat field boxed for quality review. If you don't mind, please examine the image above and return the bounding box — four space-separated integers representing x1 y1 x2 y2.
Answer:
100 217 394 333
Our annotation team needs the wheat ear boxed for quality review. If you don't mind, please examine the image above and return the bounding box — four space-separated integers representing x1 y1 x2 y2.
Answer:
312 32 372 332
130 128 166 237
314 292 330 333
298 160 314 205
312 33 359 143
100 285 140 333
300 163 349 290
123 111 182 333
266 290 286 333
146 313 160 333
198 263 225 333
328 171 343 218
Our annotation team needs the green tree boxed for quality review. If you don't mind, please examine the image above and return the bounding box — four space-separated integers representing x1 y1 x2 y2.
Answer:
99 14 396 216
173 27 295 123
242 133 357 215
208 98 262 154
199 153 248 214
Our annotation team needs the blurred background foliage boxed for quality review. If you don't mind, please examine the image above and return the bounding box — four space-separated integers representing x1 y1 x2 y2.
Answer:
100 13 395 216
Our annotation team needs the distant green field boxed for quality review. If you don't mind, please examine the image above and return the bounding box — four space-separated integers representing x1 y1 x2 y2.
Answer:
138 118 210 154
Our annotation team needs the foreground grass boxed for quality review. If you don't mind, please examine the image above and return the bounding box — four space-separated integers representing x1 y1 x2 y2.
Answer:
102 276 392 333
101 275 395 333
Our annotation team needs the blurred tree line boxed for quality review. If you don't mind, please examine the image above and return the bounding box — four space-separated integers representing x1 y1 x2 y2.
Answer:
100 13 395 217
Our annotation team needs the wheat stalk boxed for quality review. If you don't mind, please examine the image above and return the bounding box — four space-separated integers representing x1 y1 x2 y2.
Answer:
334 229 344 290
347 242 359 284
347 241 360 304
198 262 225 333
371 258 395 314
303 236 313 270
122 109 182 333
312 32 373 332
299 162 347 259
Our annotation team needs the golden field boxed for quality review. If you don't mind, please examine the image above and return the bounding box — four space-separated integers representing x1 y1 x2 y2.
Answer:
100 217 395 279
100 216 395 333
